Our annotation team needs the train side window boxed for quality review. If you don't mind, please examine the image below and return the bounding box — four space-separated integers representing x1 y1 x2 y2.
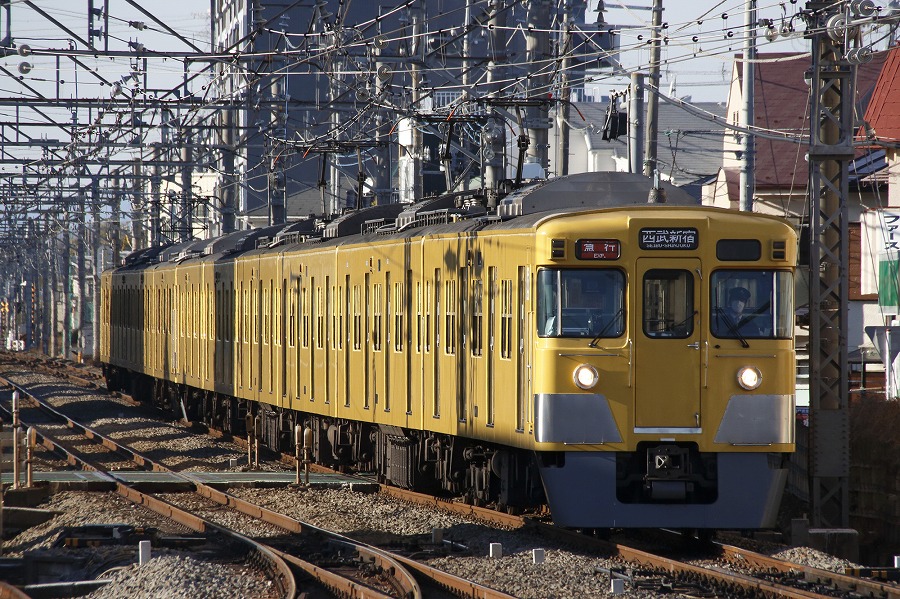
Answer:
642 269 694 339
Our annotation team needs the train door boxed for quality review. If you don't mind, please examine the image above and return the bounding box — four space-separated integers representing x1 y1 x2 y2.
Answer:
633 259 702 430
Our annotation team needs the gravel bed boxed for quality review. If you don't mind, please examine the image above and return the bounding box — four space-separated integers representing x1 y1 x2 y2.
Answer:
156 492 286 539
0 367 288 474
5 491 192 555
230 486 657 598
0 360 869 598
81 553 278 599
4 491 278 598
229 485 877 599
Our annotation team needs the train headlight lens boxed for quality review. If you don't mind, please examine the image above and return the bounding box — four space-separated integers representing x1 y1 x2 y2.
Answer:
737 366 762 390
573 364 599 390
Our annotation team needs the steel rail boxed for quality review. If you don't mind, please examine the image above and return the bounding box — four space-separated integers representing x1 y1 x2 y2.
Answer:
0 376 419 598
0 382 297 598
718 541 900 599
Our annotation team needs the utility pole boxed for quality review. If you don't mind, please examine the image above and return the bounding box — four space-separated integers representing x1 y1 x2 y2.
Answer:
525 0 551 173
484 0 507 191
629 73 645 175
180 130 193 241
92 192 101 362
151 143 162 246
221 109 236 234
555 4 572 178
643 0 662 188
740 0 756 212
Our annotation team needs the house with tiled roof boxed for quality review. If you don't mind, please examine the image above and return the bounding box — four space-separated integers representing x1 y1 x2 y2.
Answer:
551 100 727 198
858 44 900 321
705 52 887 218
706 50 894 397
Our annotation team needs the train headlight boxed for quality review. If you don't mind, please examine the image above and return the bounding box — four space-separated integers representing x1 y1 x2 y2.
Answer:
573 364 599 390
737 366 762 390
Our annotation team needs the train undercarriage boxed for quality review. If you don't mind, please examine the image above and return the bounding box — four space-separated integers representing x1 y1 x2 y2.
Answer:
105 366 546 511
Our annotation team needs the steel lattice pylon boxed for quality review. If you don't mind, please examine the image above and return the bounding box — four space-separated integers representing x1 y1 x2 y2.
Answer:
806 3 852 529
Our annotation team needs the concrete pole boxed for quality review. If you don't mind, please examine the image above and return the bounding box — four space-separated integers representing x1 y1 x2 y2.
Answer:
48 222 58 357
221 110 236 233
555 7 572 178
132 159 145 248
373 23 391 204
643 0 662 179
181 131 193 241
61 212 71 360
92 197 101 362
151 144 162 246
629 73 645 175
75 191 87 360
484 0 507 190
740 0 756 212
525 0 550 171
42 214 51 354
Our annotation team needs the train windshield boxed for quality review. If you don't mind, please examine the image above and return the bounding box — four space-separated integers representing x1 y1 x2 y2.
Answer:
537 269 625 338
710 270 794 339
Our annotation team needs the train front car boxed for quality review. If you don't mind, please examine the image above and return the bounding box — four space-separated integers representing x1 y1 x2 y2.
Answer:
531 206 797 530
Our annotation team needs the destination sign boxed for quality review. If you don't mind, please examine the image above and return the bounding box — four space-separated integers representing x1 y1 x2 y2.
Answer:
576 239 621 260
639 227 699 250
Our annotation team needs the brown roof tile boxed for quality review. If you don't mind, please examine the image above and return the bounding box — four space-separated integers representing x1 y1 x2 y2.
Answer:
864 45 900 143
737 52 886 189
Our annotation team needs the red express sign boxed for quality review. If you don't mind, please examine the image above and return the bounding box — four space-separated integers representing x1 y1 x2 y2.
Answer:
576 239 621 260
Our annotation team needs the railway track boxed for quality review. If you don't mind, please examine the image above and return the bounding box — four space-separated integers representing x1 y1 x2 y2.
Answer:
3 353 897 599
0 371 516 598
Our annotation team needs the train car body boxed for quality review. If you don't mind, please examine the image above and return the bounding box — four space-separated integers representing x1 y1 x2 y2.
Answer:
101 172 797 529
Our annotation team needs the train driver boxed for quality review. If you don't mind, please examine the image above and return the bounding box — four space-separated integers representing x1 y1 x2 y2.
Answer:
724 286 760 335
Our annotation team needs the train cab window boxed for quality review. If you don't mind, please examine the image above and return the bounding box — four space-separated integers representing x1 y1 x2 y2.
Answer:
643 270 694 338
537 269 625 338
711 270 793 339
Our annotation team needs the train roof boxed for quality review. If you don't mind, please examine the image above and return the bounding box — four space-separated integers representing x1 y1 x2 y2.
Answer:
496 171 698 217
114 172 715 268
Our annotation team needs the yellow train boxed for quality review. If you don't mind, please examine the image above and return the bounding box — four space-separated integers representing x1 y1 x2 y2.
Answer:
101 172 797 529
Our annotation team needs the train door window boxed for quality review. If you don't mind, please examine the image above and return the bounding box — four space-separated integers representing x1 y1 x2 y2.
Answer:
642 270 694 338
206 284 211 341
516 266 527 432
276 282 282 346
301 286 309 348
215 287 221 341
416 282 423 353
501 279 512 359
373 283 383 351
195 286 200 340
243 287 249 344
433 269 441 418
445 280 456 355
336 283 343 350
710 270 793 339
487 267 497 427
227 283 233 343
327 279 334 351
352 285 361 350
394 281 403 352
288 285 296 348
263 285 270 346
316 283 324 349
471 279 483 357
281 280 287 395
424 281 431 353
